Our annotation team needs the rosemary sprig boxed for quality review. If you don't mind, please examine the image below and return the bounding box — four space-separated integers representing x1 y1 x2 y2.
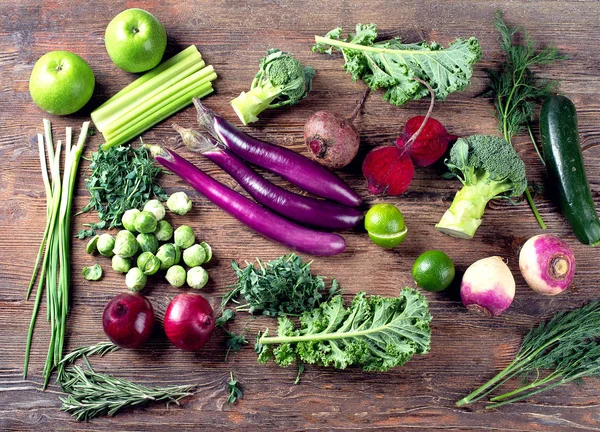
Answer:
483 10 565 229
57 342 195 421
457 300 600 407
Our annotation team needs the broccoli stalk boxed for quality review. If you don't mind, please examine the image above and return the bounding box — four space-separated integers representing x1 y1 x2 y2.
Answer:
436 135 527 239
230 49 315 125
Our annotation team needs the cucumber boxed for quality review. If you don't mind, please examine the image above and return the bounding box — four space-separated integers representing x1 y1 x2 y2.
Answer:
540 95 600 246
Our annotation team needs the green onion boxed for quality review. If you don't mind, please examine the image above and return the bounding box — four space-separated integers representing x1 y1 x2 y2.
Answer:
24 120 90 387
92 45 217 151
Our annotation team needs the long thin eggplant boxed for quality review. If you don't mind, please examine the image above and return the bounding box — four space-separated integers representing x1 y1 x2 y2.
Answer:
193 98 362 207
147 145 346 256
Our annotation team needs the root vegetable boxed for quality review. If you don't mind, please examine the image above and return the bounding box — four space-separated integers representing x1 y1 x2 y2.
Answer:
460 256 515 317
519 234 575 296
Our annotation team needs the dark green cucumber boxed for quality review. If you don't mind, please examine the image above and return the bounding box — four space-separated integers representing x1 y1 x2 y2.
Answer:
540 95 600 246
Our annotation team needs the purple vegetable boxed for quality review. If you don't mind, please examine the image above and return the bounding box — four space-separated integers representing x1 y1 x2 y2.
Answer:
172 124 363 230
146 145 346 256
460 256 515 317
193 98 362 207
519 234 576 296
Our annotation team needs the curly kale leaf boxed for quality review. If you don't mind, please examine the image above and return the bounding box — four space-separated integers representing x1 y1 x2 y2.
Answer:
314 23 482 106
257 288 431 372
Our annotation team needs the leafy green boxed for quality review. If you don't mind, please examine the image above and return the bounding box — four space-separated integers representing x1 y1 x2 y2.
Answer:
313 24 482 106
257 288 431 372
226 372 243 404
222 254 340 317
79 144 168 231
82 264 103 281
457 300 600 408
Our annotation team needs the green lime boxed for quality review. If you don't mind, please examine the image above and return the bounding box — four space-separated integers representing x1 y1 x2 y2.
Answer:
364 203 407 248
412 250 455 292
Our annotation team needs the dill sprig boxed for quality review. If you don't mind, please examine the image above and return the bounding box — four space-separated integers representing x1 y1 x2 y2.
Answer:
57 342 195 421
457 300 600 408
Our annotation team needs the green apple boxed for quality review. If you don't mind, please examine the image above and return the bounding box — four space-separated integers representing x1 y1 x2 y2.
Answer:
105 8 167 73
29 51 95 115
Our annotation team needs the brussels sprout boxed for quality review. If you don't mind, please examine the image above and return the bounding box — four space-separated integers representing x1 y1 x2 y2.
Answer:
113 230 139 258
165 265 187 288
167 191 193 216
134 211 158 234
125 267 147 292
82 264 103 281
143 199 166 221
183 244 206 267
200 242 212 264
156 243 179 270
97 233 115 257
174 225 195 249
122 209 141 232
187 266 209 289
137 252 161 276
111 255 132 274
86 235 100 254
136 233 159 254
154 220 173 242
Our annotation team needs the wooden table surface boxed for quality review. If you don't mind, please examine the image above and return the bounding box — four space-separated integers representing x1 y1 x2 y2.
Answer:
2 1 600 430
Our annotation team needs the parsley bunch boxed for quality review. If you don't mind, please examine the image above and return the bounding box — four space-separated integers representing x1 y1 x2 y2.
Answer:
222 254 340 317
77 144 168 237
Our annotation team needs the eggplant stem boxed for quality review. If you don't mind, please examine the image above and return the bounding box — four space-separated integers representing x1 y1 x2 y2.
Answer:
348 88 371 123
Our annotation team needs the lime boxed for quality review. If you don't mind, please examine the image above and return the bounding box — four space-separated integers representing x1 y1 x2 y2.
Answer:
412 250 455 292
364 203 407 248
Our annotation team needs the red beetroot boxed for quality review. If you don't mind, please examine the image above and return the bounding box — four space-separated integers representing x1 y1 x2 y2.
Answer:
396 116 458 167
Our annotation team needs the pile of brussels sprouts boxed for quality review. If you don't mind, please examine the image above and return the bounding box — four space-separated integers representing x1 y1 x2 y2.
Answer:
85 192 212 291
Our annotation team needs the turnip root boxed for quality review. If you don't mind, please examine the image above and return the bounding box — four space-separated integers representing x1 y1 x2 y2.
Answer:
519 234 575 296
460 256 515 317
304 89 369 169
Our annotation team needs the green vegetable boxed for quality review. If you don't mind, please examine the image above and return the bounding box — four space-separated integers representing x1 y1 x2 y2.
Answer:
121 209 141 232
166 191 192 215
313 24 481 106
143 199 166 221
230 48 315 125
435 135 527 239
187 266 209 289
156 243 179 270
200 241 212 263
111 255 131 274
57 341 194 420
165 265 186 287
174 225 195 249
125 267 147 291
540 95 600 246
24 119 91 386
134 211 157 234
136 233 159 254
257 289 431 372
226 372 242 404
112 230 138 258
154 220 173 241
216 309 235 327
225 330 248 361
457 299 600 408
96 233 115 257
182 243 206 267
136 252 161 276
85 235 99 254
482 11 565 229
222 254 340 317
82 264 103 281
80 145 167 231
91 45 217 151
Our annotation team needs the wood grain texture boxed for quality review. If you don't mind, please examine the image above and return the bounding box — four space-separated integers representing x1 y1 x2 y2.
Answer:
2 0 600 430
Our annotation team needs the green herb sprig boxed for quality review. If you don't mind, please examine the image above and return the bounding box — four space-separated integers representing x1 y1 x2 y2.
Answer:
222 254 340 317
226 372 243 404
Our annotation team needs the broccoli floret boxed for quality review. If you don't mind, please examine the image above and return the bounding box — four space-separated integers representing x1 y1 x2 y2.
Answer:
435 135 527 239
230 49 315 125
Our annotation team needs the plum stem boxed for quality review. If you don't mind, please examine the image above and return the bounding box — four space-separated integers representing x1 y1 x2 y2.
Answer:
403 77 435 149
348 88 371 123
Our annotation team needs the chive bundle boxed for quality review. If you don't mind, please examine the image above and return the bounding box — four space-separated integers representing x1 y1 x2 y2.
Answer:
92 45 217 151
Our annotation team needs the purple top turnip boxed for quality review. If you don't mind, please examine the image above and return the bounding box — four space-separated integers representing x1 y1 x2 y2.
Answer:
519 234 575 296
460 256 515 317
